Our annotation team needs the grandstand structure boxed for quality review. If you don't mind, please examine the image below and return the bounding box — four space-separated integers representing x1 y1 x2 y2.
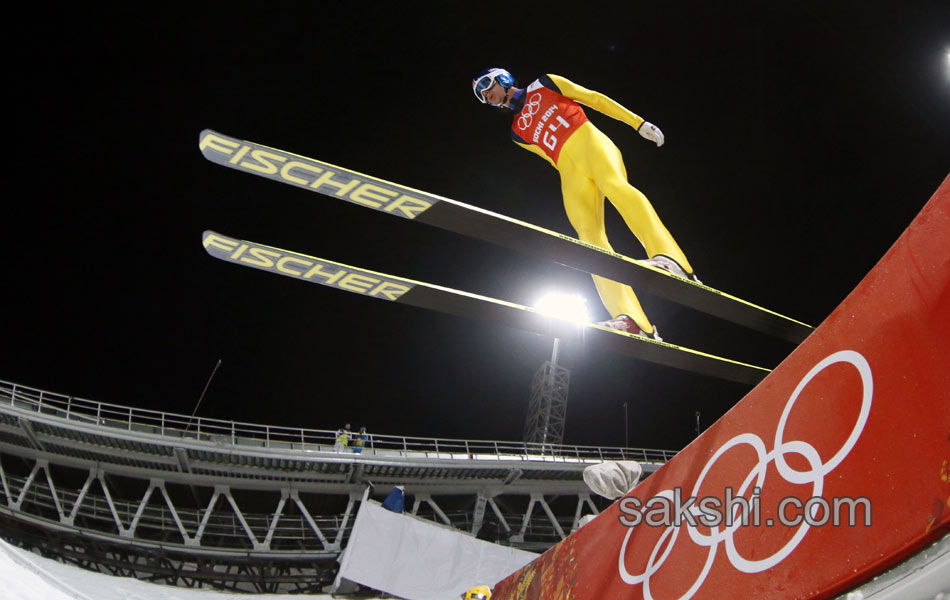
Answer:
0 379 672 593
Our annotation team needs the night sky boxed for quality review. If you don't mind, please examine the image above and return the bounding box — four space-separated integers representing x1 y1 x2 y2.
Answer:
4 3 948 451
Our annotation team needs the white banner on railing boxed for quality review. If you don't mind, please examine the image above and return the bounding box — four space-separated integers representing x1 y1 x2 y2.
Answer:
335 500 537 599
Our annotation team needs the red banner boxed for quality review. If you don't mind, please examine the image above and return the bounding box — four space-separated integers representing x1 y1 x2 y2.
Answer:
493 175 950 600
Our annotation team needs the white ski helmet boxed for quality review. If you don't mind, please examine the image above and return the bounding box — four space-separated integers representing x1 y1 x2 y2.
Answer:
472 68 515 105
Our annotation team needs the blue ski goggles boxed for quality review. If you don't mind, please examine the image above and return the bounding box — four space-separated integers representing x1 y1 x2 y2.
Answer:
472 69 514 104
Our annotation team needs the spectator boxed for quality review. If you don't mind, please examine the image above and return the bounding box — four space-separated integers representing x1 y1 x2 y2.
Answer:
333 423 351 452
352 426 369 453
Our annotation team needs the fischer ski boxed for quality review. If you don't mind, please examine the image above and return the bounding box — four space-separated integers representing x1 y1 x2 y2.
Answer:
198 129 812 344
202 231 771 386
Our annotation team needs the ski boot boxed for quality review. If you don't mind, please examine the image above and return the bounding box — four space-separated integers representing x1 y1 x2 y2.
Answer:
643 254 702 284
599 314 663 342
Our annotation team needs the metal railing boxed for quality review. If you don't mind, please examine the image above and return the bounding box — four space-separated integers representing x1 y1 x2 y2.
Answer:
0 379 677 463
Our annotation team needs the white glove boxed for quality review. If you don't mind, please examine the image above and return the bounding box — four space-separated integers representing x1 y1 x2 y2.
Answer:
638 121 664 147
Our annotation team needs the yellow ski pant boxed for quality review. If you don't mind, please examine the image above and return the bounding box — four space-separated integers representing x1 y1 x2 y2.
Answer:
556 123 692 335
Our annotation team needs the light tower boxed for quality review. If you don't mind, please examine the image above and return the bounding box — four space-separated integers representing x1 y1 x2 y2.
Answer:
523 294 588 449
523 338 571 448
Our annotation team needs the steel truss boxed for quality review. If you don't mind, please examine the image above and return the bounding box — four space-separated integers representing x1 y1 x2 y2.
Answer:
0 379 670 592
523 359 571 447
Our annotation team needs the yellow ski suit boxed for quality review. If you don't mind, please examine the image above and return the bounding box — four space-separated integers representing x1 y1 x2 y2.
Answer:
509 74 692 335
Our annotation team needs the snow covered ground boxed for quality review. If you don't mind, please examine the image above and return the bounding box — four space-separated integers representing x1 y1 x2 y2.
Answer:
0 538 353 600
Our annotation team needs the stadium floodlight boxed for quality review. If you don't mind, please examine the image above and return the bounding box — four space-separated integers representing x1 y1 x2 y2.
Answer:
533 292 590 324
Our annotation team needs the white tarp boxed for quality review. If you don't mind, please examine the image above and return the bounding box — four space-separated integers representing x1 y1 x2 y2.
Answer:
336 501 538 600
582 460 642 500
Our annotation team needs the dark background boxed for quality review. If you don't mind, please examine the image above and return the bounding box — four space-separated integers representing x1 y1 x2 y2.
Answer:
3 2 948 450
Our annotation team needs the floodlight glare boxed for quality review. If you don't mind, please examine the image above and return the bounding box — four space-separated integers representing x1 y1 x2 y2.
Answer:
533 293 590 323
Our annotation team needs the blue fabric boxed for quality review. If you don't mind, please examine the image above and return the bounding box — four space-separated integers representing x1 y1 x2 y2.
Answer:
509 87 526 111
381 487 405 513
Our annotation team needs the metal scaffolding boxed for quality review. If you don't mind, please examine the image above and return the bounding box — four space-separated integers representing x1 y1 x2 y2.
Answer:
523 339 571 448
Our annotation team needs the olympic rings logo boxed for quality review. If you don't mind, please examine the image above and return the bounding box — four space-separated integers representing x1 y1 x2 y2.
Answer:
617 350 873 599
517 93 542 130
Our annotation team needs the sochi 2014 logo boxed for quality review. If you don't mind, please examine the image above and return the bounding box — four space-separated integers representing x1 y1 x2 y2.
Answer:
616 350 873 599
517 93 542 131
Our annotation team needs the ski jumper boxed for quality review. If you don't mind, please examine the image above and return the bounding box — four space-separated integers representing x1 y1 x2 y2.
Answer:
510 74 693 335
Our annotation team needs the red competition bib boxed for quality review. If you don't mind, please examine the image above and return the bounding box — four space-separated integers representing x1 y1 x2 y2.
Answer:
511 81 589 164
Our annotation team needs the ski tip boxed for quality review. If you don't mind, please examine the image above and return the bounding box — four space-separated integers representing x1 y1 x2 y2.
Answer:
198 128 213 146
202 230 230 255
198 129 236 159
